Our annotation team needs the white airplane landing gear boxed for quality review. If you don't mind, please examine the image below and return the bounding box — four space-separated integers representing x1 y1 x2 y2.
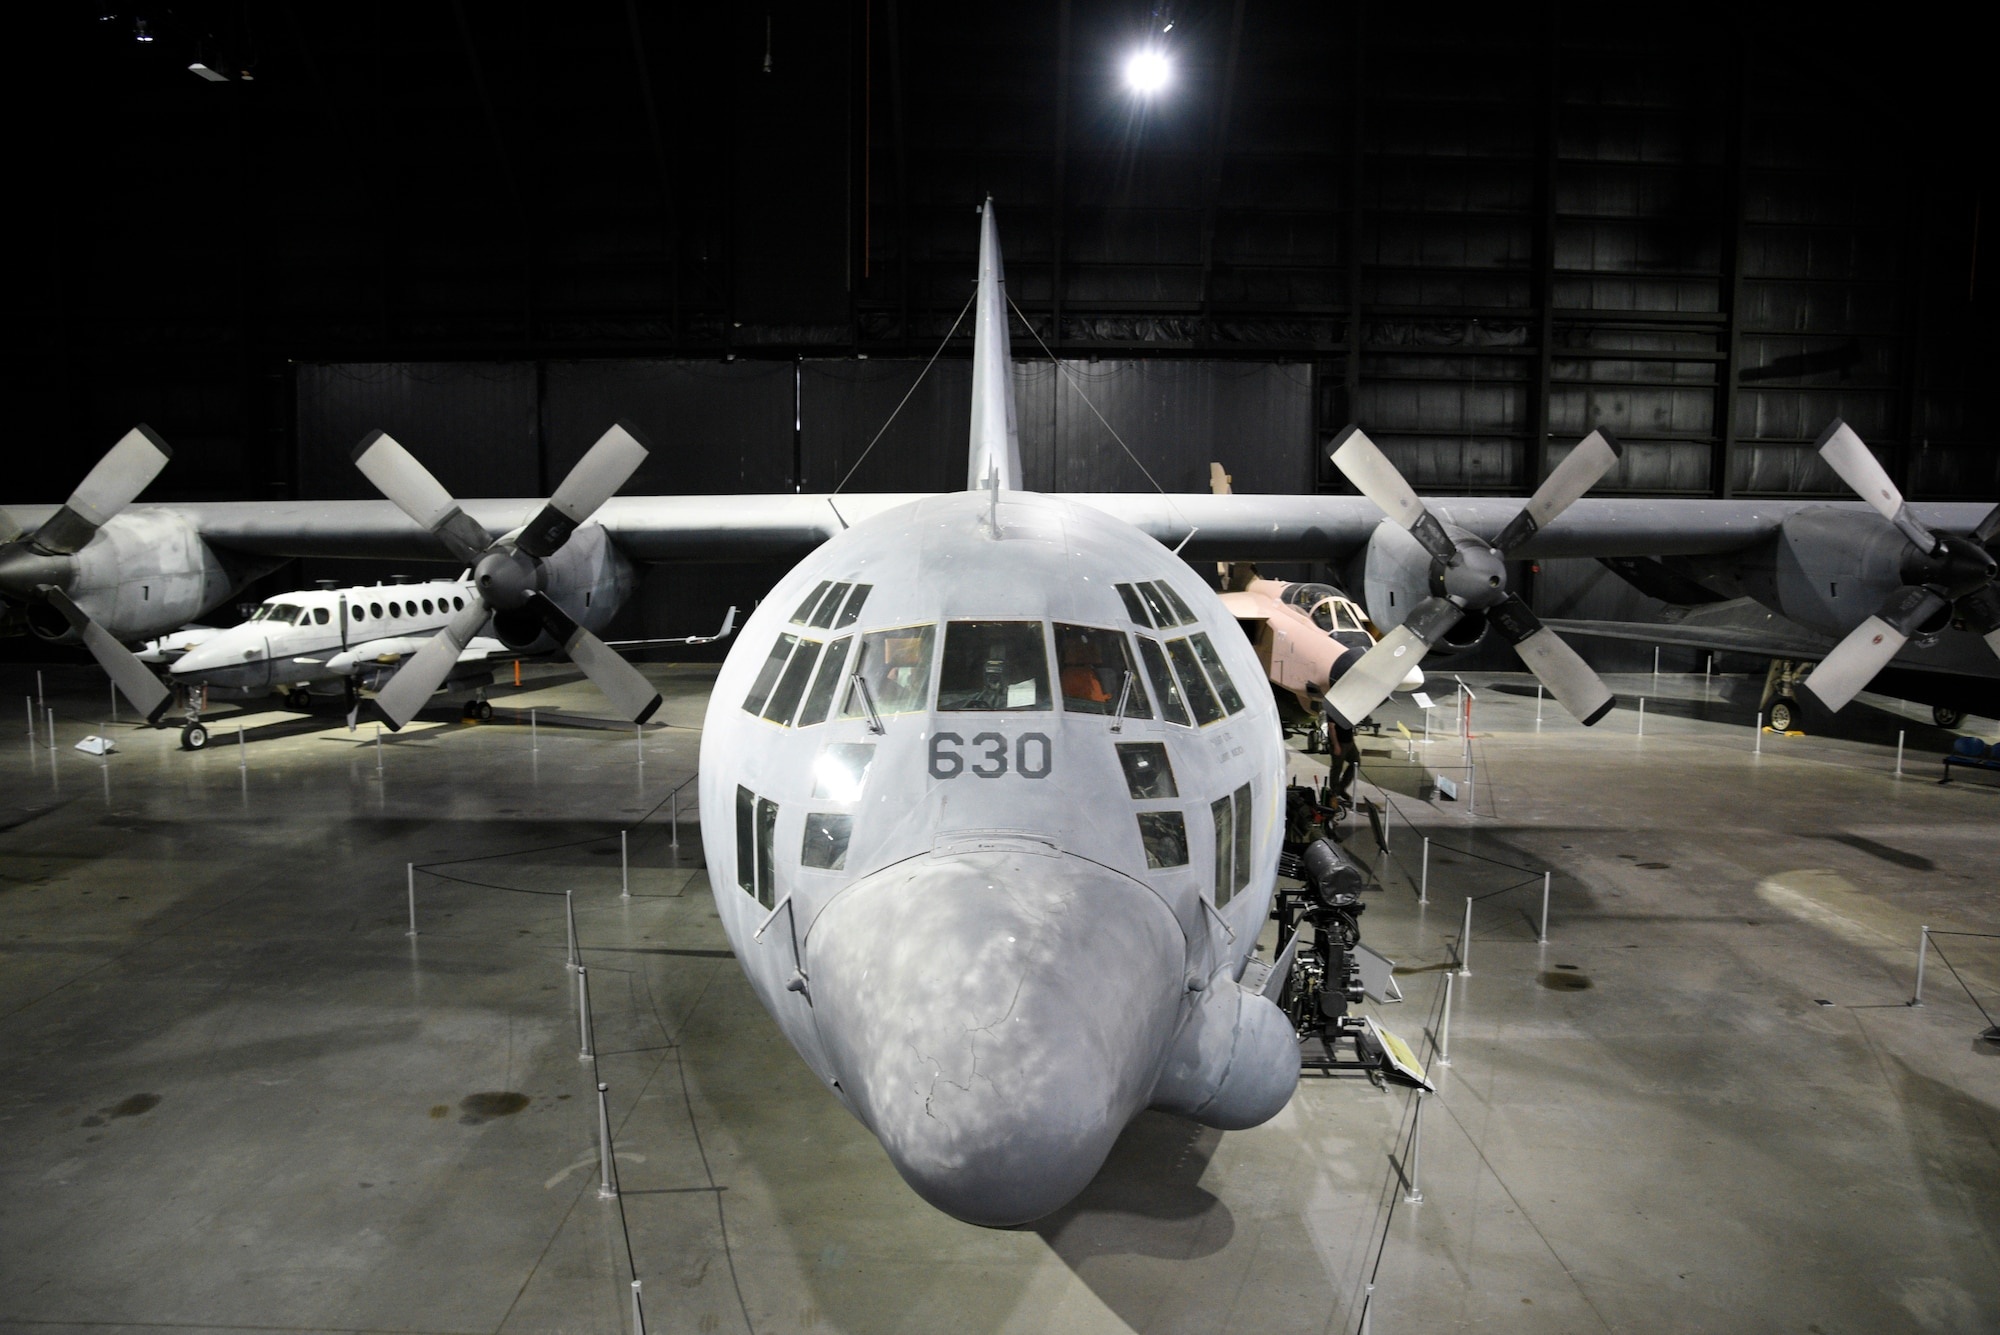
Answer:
1761 659 1809 733
176 684 212 750
462 689 494 722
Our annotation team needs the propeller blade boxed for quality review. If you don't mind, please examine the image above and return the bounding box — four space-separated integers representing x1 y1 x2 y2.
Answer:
1488 594 1616 725
1323 596 1462 727
1955 584 2000 659
528 592 662 723
351 431 494 566
1972 502 2000 550
515 423 651 560
1799 584 1949 714
31 425 174 555
40 586 173 723
1328 426 1457 564
1495 429 1622 553
371 597 491 729
1815 419 1937 554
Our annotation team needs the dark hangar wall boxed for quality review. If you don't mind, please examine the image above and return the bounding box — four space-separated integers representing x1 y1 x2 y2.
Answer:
17 5 1996 544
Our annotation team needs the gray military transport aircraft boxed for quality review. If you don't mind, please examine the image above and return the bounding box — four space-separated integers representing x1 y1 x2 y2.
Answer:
5 202 1998 1221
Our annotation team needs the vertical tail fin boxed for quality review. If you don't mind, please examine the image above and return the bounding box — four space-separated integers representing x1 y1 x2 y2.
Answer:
967 198 1023 491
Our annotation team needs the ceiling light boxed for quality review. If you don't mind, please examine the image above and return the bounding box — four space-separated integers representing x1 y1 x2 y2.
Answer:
1125 48 1170 95
134 18 153 42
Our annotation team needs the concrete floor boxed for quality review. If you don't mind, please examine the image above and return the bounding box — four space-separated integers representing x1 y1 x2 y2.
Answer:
1 663 1995 1335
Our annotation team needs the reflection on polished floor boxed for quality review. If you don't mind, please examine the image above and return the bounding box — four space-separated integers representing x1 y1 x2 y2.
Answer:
2 663 1995 1334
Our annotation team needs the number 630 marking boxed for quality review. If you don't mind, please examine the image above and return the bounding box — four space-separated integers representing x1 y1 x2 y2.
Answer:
929 731 1052 780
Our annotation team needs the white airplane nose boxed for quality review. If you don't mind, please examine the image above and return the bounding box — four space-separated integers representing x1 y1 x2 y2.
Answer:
806 850 1187 1226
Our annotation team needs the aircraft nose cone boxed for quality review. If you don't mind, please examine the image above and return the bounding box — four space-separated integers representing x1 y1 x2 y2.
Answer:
807 850 1187 1226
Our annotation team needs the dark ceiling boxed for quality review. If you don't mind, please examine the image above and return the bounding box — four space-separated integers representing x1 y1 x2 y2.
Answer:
18 2 1996 505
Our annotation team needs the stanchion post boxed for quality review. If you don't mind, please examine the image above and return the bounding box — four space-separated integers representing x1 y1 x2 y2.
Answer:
1465 763 1475 817
531 708 538 753
669 787 680 852
47 707 57 753
577 964 595 1059
635 723 644 766
1437 973 1453 1066
1403 1093 1425 1204
1637 697 1645 737
111 682 118 723
630 1279 646 1335
375 724 383 773
1910 926 1929 1007
1458 897 1473 976
565 888 579 972
1653 646 1660 679
1754 711 1762 754
37 670 44 705
595 1081 617 1198
1535 682 1544 724
1419 836 1430 905
1539 870 1551 944
26 695 34 740
405 863 417 937
1895 730 1905 777
620 829 630 899
238 725 246 770
1359 1287 1374 1335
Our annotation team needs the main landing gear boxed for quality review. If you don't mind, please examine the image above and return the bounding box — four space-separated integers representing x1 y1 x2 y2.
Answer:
173 685 211 750
461 690 494 722
1273 835 1418 1087
1761 659 1810 733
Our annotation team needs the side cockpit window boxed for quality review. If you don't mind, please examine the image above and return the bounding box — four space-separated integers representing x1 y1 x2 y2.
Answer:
1136 636 1190 726
1166 638 1225 725
841 625 936 718
937 621 1051 712
1188 632 1246 715
1055 624 1151 718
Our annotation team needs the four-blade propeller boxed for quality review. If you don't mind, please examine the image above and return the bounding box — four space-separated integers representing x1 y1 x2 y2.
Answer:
0 426 175 722
353 423 663 729
1799 419 2000 713
1323 426 1623 729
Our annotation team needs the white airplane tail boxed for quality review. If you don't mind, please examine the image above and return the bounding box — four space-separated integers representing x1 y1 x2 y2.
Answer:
966 198 1023 492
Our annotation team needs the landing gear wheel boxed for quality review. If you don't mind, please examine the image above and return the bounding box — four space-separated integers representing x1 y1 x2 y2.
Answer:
1767 697 1797 733
285 689 312 711
472 700 494 722
1933 705 1964 729
181 722 209 751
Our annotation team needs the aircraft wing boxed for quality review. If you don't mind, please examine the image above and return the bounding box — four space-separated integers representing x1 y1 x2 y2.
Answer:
7 493 1992 564
1216 591 1270 620
1543 600 1837 662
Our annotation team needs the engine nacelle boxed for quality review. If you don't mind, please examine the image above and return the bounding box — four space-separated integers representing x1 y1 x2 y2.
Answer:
17 512 271 644
1149 974 1301 1130
488 524 639 651
1344 520 1487 653
1738 509 1951 641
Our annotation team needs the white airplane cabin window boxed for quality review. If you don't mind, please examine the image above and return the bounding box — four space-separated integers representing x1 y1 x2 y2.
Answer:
388 602 402 619
314 608 330 625
1211 794 1235 907
755 797 779 908
743 632 802 715
352 607 365 622
1159 582 1198 625
811 742 875 801
808 582 852 630
1165 637 1225 725
1115 742 1177 798
1135 636 1190 726
792 580 833 624
1136 582 1178 627
421 600 433 615
406 601 418 616
1231 784 1253 896
762 637 825 724
370 602 384 617
833 583 872 629
1114 583 1153 626
1188 632 1246 714
453 596 465 611
735 786 757 896
840 624 936 718
1054 624 1151 717
1136 811 1189 869
800 813 853 870
937 621 1052 712
797 635 853 726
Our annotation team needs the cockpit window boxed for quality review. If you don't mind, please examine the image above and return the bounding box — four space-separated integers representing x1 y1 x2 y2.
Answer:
1136 582 1178 627
1115 742 1177 799
792 581 832 624
1115 583 1153 627
808 582 852 629
1188 632 1245 714
1309 600 1336 633
1166 637 1225 725
1158 582 1198 625
936 621 1052 712
840 624 937 719
833 583 872 628
796 635 852 727
261 603 306 625
1136 636 1190 726
801 813 853 870
1054 624 1152 718
1136 812 1189 869
743 632 802 716
761 637 824 724
811 742 875 801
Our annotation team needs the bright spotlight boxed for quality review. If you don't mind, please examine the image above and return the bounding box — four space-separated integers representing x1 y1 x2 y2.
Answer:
1125 48 1170 95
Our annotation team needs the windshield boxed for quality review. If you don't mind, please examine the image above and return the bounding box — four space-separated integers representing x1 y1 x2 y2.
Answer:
937 621 1052 711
